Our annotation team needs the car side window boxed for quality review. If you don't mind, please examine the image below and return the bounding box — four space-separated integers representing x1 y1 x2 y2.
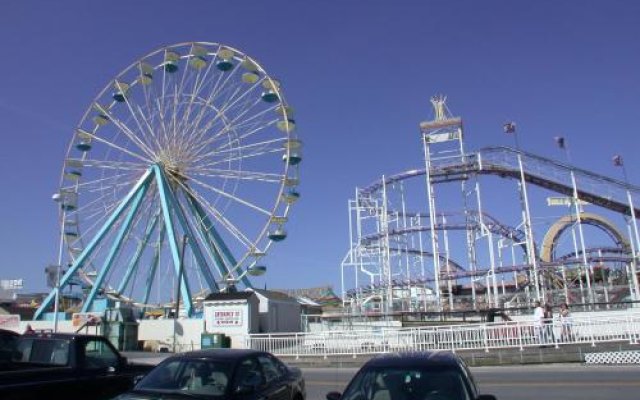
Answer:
257 355 282 383
236 357 265 388
272 356 289 377
83 339 119 369
12 339 69 366
458 359 478 398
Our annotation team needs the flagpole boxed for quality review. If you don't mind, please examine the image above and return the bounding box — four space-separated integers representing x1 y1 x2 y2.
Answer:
614 155 640 302
505 122 541 303
556 136 594 307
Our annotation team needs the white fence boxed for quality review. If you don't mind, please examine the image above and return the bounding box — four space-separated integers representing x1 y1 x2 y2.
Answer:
245 313 640 357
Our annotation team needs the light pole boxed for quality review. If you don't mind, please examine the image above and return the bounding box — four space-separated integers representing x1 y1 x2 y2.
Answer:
51 192 66 333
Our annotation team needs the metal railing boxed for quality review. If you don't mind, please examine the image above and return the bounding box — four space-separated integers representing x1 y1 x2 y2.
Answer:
244 313 640 357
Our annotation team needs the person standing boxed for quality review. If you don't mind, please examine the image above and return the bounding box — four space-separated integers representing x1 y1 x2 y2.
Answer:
533 301 545 343
543 304 555 343
559 303 572 341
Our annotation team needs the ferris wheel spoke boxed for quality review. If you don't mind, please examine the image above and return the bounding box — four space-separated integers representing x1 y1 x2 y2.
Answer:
117 84 163 156
189 167 284 183
194 108 284 162
183 69 263 150
207 122 283 156
185 92 270 155
82 131 153 164
169 61 192 158
193 139 285 169
174 72 207 154
76 158 148 171
176 181 255 249
181 175 271 217
97 106 158 159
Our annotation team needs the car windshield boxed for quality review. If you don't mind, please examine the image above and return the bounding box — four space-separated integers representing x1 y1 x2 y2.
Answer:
135 358 232 397
341 367 471 400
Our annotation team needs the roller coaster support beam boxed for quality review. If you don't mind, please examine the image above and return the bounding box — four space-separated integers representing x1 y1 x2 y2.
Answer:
626 190 640 301
381 176 393 313
423 140 442 310
571 171 594 306
476 181 499 306
516 152 541 302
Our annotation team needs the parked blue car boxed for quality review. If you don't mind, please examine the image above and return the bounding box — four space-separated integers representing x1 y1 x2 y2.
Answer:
114 349 306 400
327 352 496 400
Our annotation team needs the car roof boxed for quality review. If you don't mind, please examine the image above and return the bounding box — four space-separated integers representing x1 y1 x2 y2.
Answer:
172 348 267 361
363 351 462 369
21 332 102 341
0 329 20 337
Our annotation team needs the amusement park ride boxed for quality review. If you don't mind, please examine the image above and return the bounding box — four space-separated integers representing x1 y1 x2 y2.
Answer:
35 42 302 320
341 96 640 314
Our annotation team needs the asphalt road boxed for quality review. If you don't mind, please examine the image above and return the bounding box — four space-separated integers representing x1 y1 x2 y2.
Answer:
302 364 640 400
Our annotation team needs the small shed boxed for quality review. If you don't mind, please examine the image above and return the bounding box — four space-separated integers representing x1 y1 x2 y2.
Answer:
202 291 260 335
249 289 301 333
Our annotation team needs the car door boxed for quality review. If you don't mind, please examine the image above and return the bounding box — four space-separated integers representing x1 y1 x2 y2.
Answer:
234 356 267 400
79 338 131 399
257 354 292 400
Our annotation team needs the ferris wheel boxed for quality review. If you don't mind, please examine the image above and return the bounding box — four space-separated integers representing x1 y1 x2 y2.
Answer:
35 42 301 318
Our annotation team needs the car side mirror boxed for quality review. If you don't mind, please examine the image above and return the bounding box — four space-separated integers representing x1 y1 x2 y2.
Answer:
477 395 497 400
236 384 256 395
327 391 342 400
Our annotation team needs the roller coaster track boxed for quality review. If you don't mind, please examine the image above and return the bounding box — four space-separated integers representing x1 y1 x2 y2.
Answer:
360 210 528 251
360 146 640 217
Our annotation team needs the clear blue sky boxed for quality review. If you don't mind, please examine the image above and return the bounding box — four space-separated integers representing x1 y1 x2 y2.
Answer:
1 1 639 294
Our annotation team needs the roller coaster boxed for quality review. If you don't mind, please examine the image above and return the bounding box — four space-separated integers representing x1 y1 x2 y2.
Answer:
341 96 640 313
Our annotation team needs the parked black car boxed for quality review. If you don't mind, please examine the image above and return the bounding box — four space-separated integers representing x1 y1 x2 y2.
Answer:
114 349 306 400
0 329 19 366
327 352 496 400
0 332 153 400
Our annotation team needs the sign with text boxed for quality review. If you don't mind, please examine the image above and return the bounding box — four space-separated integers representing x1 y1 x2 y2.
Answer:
0 314 20 329
72 312 102 327
210 309 243 327
546 197 590 207
425 131 461 143
0 279 24 290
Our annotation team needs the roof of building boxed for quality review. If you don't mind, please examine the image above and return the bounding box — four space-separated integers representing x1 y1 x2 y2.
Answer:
274 286 342 307
203 292 256 301
250 288 298 302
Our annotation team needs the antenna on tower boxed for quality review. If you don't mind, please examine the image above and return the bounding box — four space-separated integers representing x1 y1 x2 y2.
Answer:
430 95 451 122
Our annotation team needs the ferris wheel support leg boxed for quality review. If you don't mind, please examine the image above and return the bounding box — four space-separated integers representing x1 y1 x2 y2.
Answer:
154 166 195 317
116 212 161 296
82 182 150 313
34 168 155 321
185 197 233 283
188 196 251 288
142 225 166 311
155 167 220 294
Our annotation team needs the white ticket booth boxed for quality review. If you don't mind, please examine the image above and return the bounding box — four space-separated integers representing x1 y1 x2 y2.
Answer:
202 292 260 347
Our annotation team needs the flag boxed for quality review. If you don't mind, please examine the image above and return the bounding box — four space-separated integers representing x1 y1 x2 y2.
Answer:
613 155 623 167
503 122 516 134
554 136 565 149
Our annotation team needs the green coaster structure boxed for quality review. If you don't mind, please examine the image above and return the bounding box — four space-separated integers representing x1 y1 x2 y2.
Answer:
35 42 301 319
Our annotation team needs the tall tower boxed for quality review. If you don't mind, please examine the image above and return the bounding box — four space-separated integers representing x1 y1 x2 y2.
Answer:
419 96 465 310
